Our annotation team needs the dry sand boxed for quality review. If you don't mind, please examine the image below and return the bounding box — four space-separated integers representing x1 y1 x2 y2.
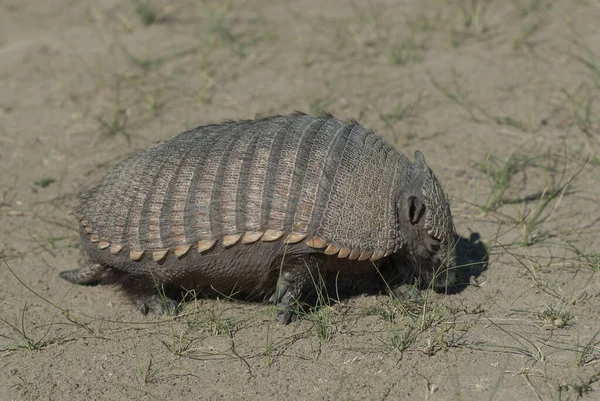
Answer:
1 1 599 400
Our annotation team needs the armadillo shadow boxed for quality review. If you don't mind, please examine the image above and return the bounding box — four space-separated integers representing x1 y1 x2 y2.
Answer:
447 232 489 294
176 233 489 313
320 232 489 303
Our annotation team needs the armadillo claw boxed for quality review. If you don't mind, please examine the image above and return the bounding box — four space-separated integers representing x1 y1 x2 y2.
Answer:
277 309 298 325
271 290 298 325
268 281 289 304
136 295 179 316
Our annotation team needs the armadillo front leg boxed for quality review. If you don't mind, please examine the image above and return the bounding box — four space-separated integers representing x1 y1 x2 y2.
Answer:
269 254 321 325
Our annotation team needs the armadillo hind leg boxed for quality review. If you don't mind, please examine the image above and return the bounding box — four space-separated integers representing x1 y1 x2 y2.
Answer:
268 255 321 325
135 293 178 316
392 283 422 300
59 263 108 285
114 272 179 316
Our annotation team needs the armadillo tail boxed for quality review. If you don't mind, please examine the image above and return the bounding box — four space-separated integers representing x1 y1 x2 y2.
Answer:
59 263 109 285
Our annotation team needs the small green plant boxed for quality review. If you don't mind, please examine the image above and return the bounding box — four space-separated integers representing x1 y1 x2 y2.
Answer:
186 306 239 337
538 305 572 330
97 79 131 143
304 267 336 341
512 0 544 18
562 86 600 153
557 377 596 399
568 24 600 88
389 35 427 66
450 0 489 47
159 330 195 357
197 79 214 105
456 0 488 35
428 71 485 122
134 0 158 25
209 4 235 47
204 2 266 58
137 356 162 384
564 238 600 271
574 329 600 367
134 0 173 26
478 152 524 213
120 44 199 73
264 320 274 366
390 325 418 353
512 17 543 51
307 96 333 116
0 303 52 351
34 177 55 188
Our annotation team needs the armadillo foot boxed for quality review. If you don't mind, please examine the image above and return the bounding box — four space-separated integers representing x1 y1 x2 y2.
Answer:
269 285 299 325
269 258 319 325
392 283 422 300
59 263 107 285
136 294 179 316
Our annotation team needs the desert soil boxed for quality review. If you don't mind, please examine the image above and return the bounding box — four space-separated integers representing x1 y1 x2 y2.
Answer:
1 1 600 400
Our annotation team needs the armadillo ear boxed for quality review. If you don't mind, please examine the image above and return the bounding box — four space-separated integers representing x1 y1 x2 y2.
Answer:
407 195 426 225
413 150 427 170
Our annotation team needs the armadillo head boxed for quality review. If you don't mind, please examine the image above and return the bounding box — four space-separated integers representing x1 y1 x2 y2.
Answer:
397 150 457 290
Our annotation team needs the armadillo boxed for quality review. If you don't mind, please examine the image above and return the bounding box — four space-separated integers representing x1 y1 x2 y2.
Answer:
60 113 457 324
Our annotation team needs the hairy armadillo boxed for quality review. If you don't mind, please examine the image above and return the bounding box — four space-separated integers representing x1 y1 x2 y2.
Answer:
60 113 457 324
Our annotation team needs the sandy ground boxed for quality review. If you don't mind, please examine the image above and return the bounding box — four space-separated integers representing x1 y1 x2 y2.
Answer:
1 1 600 400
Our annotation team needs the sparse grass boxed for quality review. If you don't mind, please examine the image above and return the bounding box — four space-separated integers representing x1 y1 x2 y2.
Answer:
479 318 546 364
568 24 600 88
389 34 427 66
379 93 424 127
450 0 490 47
428 71 537 132
512 16 544 51
563 237 600 271
472 145 585 245
0 260 93 352
562 85 600 154
202 2 266 58
3 0 600 399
